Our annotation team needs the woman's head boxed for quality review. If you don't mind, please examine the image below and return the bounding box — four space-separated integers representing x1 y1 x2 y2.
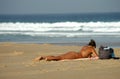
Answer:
88 39 96 48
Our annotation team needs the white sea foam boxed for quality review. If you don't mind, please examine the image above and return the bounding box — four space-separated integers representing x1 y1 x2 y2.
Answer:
0 21 120 37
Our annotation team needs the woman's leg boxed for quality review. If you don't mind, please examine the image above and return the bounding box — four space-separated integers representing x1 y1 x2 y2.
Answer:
45 56 62 61
34 51 81 61
34 55 62 61
60 51 81 59
44 52 80 61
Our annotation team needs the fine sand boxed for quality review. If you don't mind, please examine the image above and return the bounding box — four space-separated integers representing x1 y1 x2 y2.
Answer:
0 43 120 79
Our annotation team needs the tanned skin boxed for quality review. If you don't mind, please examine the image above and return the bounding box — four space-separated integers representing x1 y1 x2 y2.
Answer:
34 45 99 61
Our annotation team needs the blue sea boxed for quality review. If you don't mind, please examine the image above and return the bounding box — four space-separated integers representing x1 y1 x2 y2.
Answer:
0 13 120 47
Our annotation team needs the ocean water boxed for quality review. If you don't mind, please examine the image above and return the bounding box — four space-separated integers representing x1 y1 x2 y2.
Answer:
0 13 120 47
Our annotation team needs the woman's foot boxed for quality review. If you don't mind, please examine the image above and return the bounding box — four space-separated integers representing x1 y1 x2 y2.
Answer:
34 56 44 61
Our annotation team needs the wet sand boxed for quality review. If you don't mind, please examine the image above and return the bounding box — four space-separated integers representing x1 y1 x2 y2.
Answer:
0 43 120 79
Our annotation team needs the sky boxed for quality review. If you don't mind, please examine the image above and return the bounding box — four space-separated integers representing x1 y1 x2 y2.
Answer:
0 0 120 14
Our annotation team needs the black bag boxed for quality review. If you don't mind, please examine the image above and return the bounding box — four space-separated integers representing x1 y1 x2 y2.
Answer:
98 46 113 59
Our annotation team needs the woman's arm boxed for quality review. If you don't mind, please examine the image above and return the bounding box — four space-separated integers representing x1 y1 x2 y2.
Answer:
91 47 99 59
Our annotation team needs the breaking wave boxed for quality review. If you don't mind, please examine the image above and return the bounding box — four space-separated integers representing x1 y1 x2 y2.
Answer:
0 21 120 37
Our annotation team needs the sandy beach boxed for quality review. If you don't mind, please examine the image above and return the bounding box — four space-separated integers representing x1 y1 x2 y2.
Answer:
0 42 120 79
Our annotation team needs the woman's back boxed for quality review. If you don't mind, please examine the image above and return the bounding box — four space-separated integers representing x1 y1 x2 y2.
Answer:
79 46 94 58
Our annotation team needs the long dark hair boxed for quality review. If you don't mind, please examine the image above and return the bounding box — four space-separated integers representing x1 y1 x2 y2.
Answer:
88 39 96 48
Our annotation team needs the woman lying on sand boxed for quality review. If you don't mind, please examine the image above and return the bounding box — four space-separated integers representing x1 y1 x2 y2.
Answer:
34 39 99 61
